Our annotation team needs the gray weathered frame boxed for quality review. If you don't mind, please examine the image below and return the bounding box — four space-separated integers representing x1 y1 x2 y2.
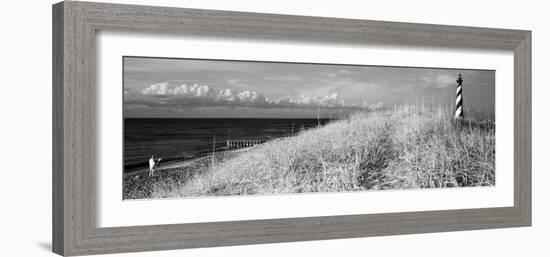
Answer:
52 1 531 256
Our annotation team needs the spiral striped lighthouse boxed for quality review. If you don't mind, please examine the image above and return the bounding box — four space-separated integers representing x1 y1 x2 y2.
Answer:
454 73 464 119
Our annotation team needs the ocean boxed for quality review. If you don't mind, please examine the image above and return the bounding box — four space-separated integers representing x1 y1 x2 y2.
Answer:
123 118 331 173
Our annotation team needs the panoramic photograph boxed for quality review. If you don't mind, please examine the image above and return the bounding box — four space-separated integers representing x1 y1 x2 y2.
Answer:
122 56 495 200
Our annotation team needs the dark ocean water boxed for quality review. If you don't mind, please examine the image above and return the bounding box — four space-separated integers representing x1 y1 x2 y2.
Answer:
123 118 330 173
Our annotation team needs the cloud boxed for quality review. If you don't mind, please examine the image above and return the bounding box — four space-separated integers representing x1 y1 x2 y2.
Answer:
216 88 237 102
142 82 170 95
214 88 269 105
298 93 341 107
142 83 213 98
131 82 358 111
238 90 270 105
175 84 212 98
274 92 343 108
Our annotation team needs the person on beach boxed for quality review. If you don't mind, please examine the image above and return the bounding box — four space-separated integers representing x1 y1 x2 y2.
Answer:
149 156 156 177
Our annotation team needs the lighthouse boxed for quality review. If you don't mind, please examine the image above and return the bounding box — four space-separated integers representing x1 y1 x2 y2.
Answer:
454 74 464 119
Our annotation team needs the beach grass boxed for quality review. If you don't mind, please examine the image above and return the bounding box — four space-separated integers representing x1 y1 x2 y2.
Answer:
124 105 495 199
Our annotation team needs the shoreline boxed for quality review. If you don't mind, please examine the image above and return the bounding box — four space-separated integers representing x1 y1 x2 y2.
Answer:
122 146 258 199
123 137 288 176
123 146 256 177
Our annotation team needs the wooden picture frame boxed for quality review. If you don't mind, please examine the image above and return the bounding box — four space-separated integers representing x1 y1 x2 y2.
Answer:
52 1 531 256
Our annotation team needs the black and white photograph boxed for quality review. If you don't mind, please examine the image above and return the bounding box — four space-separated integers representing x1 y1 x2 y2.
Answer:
1 0 541 256
123 56 495 200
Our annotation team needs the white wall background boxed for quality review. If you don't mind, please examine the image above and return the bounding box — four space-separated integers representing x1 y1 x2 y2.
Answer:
0 0 548 256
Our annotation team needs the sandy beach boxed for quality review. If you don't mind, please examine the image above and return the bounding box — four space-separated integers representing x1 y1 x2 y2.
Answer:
123 147 255 199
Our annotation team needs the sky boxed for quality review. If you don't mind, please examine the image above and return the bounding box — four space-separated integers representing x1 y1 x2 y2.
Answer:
123 57 495 119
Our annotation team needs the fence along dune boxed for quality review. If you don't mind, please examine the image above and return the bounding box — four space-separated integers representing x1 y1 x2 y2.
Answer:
149 105 495 199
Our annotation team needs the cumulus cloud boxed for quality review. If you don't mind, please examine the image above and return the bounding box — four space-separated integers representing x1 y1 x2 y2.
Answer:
142 83 213 98
216 88 236 102
238 90 270 105
134 82 356 110
274 93 344 108
298 93 341 106
142 82 171 95
214 88 270 105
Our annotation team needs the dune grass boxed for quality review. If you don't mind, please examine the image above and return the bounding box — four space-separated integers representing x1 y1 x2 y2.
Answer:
141 106 495 199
